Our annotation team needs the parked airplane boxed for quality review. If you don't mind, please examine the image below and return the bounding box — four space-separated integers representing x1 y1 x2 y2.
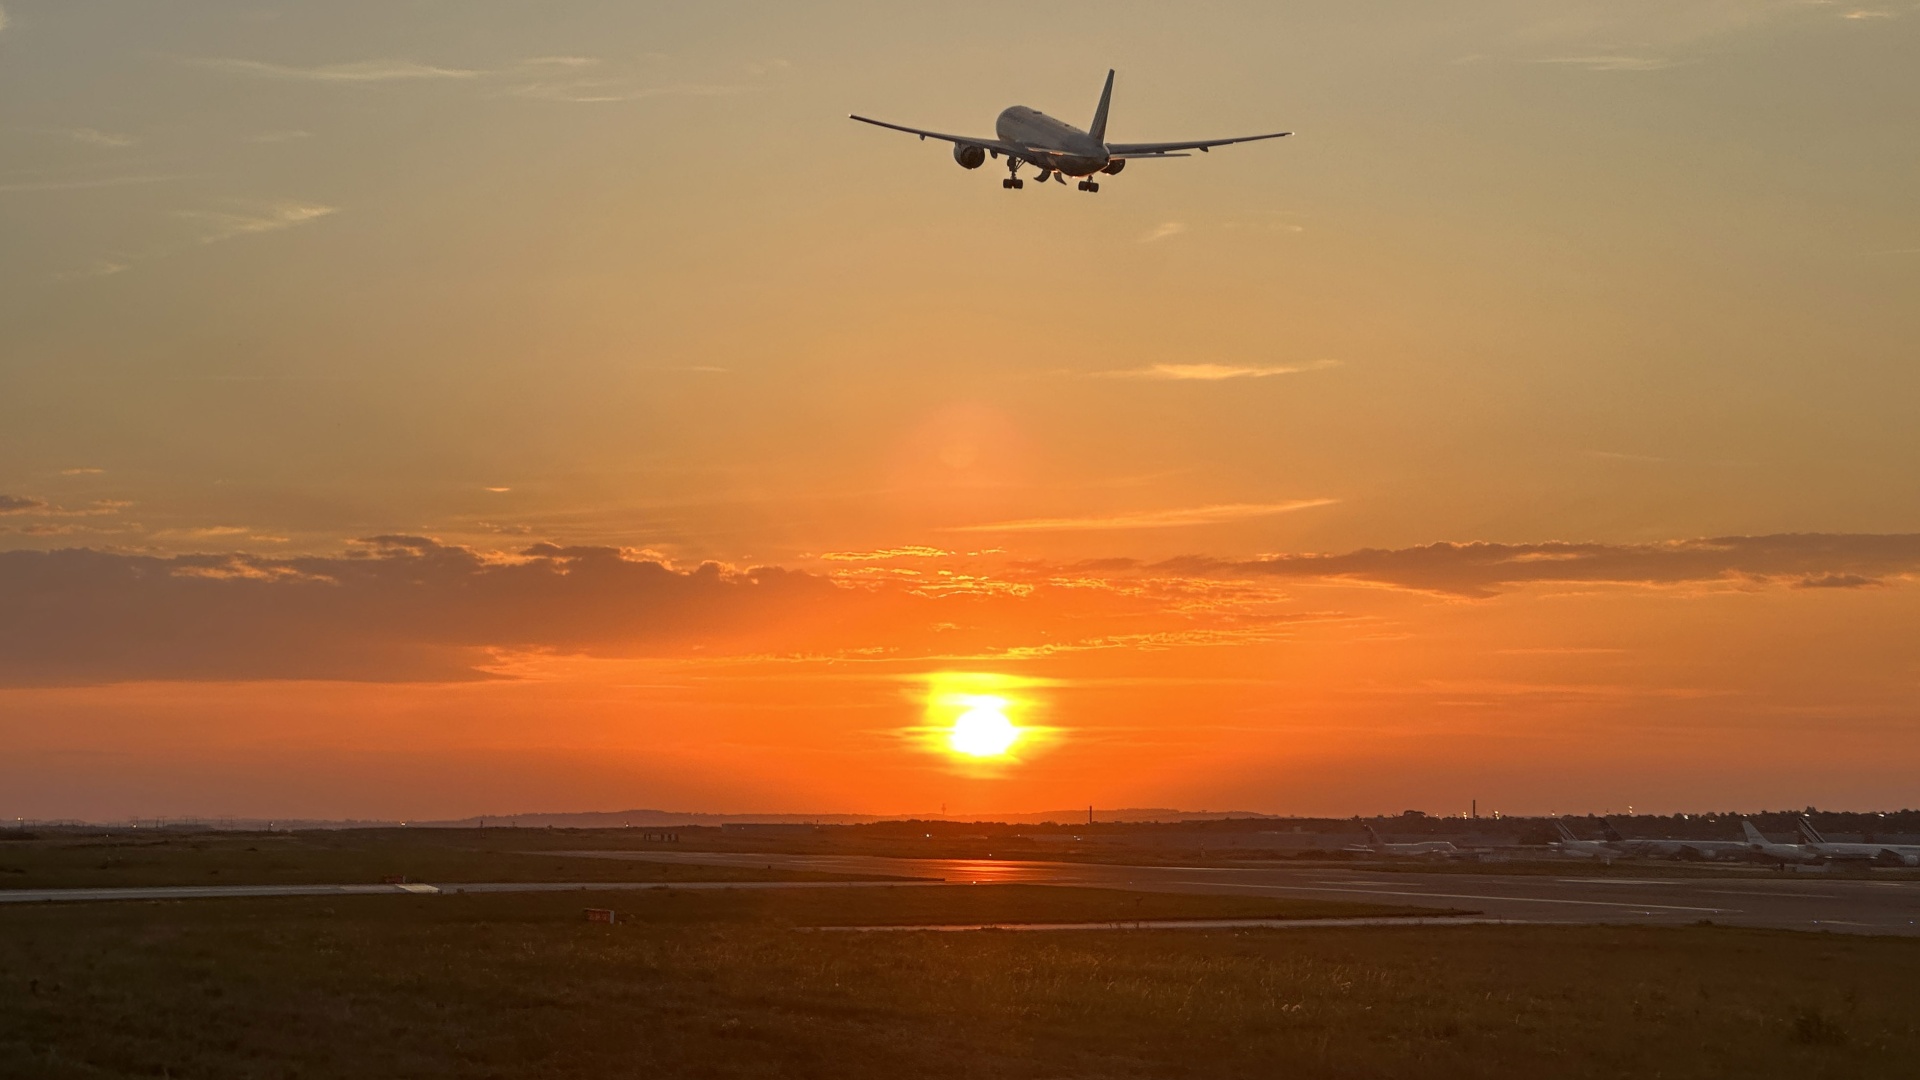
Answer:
1345 825 1459 857
1551 821 1620 863
1597 819 1749 862
1796 816 1920 867
849 70 1290 191
1739 820 1821 866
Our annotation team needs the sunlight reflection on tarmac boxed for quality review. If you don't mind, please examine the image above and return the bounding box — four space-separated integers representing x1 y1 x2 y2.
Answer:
556 850 1920 936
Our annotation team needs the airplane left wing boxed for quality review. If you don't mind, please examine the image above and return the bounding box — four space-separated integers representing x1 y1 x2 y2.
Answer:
1106 131 1291 158
847 115 1026 157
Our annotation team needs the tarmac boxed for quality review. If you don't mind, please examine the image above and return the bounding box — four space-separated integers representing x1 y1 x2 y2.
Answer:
6 850 1918 935
561 850 1920 936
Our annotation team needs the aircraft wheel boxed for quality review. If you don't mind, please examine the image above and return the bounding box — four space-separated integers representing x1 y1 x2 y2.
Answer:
1088 182 1100 193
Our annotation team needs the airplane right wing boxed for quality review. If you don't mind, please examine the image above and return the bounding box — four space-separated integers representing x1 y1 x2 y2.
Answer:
1106 131 1292 158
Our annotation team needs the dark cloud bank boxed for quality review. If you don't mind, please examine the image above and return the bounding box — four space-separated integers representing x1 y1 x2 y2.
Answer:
2 533 1915 686
1163 534 1920 599
0 537 849 685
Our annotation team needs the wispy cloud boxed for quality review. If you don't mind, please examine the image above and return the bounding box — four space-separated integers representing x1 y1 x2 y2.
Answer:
949 499 1337 533
192 57 481 82
53 258 133 281
180 202 336 244
191 53 762 105
1169 533 1920 599
1139 221 1187 243
0 174 188 195
1529 55 1680 72
0 495 48 514
505 79 748 104
1095 359 1340 381
71 128 137 148
820 547 952 562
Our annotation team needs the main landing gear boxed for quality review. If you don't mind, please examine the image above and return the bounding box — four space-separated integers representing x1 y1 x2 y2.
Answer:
1076 180 1101 193
1001 177 1025 189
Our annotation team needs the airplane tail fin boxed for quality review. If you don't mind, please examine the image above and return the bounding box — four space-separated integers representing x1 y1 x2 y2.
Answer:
1554 821 1578 843
1740 820 1769 845
1089 69 1115 144
1797 816 1828 845
1599 819 1625 843
1364 824 1384 846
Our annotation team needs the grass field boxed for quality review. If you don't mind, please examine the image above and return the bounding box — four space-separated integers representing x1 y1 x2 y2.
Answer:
3 883 1916 1079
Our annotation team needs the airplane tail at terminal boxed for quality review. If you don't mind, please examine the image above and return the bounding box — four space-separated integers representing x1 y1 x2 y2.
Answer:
1600 819 1625 843
1554 821 1579 843
1364 825 1385 846
1797 816 1829 844
1741 820 1769 845
1089 69 1116 144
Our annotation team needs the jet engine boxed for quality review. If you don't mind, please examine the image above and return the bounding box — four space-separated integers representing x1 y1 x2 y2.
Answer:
1101 158 1127 175
953 143 986 170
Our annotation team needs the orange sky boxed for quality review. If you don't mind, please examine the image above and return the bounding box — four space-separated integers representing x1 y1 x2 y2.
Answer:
2 2 1918 819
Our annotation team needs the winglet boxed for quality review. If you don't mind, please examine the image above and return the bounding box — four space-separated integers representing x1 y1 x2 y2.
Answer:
1089 69 1115 144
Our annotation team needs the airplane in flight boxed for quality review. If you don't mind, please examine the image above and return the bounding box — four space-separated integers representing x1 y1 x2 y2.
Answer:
849 70 1290 192
1795 816 1920 866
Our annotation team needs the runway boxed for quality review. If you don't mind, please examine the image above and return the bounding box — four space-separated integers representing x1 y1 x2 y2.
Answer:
0 879 941 905
558 850 1920 936
7 851 1917 936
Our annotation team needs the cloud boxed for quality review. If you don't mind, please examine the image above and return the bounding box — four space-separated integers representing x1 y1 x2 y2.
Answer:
1139 222 1187 243
1167 534 1920 598
60 468 105 476
949 499 1338 533
180 202 336 244
0 540 853 684
820 547 952 562
0 537 1239 685
1529 55 1680 71
193 58 481 82
504 80 748 104
0 495 48 514
70 128 137 148
0 174 188 195
5 532 1915 686
1096 359 1341 381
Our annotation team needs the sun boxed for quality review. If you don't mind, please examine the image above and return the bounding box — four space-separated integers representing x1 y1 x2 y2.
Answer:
946 697 1021 758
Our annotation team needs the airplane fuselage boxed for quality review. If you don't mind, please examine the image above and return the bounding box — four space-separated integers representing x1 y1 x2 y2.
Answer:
994 106 1109 176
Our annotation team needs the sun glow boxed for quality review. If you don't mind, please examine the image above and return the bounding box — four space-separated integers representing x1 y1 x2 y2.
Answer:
947 697 1020 757
917 672 1056 766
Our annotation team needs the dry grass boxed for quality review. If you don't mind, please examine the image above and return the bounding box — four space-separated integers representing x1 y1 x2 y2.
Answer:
3 886 1916 1079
